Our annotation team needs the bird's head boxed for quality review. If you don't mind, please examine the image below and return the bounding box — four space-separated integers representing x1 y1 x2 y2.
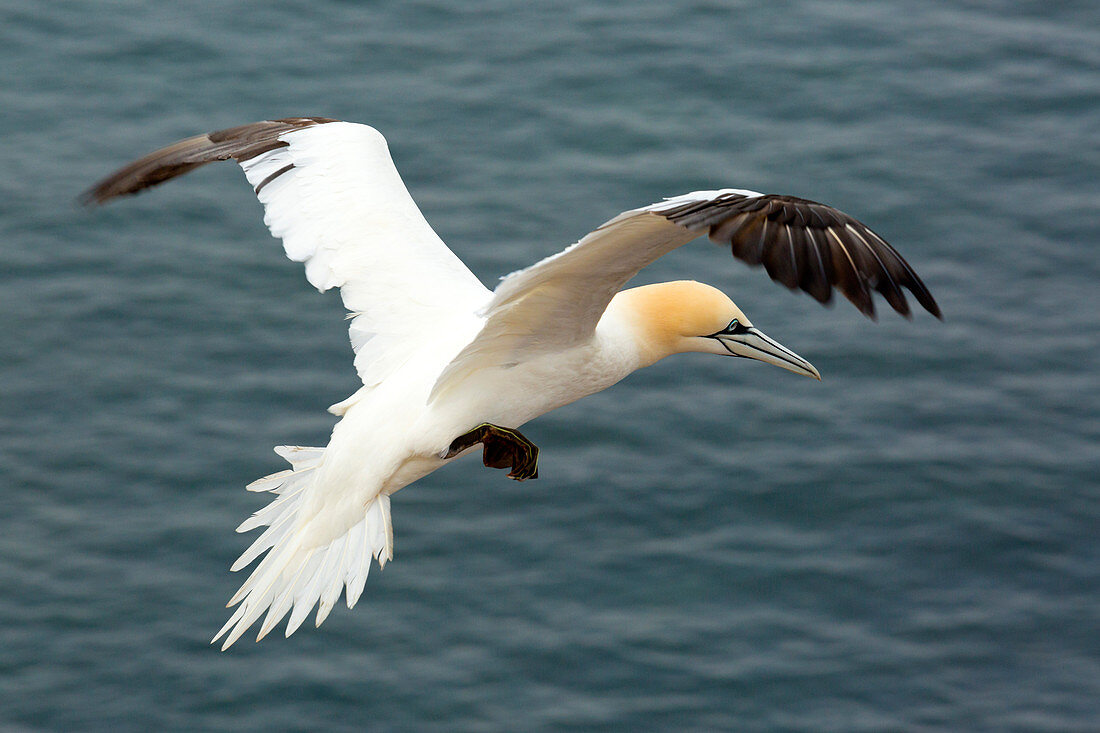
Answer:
615 280 820 379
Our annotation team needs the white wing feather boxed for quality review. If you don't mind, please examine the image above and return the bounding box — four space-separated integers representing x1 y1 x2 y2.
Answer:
238 122 490 387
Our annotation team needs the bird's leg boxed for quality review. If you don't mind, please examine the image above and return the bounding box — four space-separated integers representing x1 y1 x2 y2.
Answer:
444 423 539 481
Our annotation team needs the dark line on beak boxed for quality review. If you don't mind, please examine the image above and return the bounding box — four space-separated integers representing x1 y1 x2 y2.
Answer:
713 337 751 360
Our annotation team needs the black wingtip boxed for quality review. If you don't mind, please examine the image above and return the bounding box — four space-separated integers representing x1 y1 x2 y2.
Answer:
923 291 944 320
908 279 943 320
684 192 943 323
79 117 340 209
78 179 124 208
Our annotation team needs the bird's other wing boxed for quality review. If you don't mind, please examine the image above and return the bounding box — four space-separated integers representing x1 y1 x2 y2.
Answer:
85 118 491 388
431 188 939 399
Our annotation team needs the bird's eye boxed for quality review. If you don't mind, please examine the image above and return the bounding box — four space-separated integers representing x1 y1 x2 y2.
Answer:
726 319 739 332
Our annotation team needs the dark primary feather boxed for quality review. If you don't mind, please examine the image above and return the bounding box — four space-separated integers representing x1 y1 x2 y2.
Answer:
81 117 337 205
660 192 941 320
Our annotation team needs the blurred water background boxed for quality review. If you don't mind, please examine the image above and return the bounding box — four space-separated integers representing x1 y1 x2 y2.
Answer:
1 1 1097 730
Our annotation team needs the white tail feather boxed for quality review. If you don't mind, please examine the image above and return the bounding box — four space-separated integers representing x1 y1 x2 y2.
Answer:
213 446 394 650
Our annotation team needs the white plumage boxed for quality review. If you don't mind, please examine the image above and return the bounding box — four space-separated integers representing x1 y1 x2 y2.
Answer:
85 117 939 649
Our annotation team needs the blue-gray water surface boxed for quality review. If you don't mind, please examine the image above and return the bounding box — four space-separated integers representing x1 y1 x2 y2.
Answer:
1 1 1097 730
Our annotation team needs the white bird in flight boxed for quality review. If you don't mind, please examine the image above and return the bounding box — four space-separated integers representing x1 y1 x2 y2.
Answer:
85 117 940 649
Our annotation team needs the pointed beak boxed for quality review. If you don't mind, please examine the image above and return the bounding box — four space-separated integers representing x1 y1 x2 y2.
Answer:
714 327 821 380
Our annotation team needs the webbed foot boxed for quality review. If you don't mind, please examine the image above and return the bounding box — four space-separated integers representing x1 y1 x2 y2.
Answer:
445 423 539 481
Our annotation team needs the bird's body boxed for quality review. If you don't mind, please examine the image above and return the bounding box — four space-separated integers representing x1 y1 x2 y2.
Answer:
274 282 700 562
85 117 939 648
310 300 633 525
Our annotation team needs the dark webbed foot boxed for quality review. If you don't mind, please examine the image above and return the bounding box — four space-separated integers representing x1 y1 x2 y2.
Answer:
445 423 539 481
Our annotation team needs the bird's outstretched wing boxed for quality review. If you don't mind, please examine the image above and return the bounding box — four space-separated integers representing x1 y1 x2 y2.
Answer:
85 118 490 388
432 188 939 398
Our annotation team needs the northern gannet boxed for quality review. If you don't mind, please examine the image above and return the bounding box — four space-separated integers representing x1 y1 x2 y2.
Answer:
84 117 940 649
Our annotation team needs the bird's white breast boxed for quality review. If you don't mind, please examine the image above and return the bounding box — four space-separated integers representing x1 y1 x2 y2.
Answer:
423 306 643 438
